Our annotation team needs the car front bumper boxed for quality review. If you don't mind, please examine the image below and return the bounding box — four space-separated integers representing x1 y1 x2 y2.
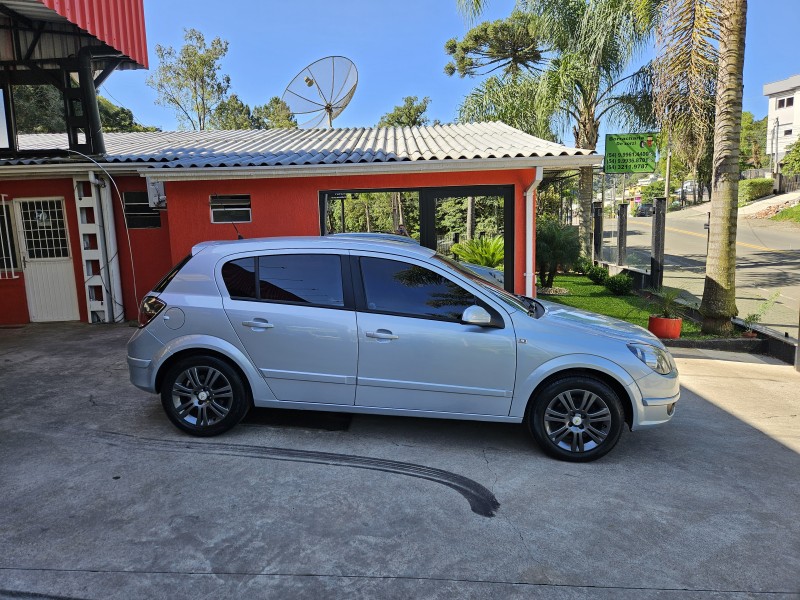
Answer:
629 368 681 430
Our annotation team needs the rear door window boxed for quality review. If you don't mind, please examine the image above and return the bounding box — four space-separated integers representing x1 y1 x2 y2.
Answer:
222 254 345 308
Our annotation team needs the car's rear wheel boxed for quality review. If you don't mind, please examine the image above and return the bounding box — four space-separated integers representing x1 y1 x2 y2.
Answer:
160 355 249 436
527 377 624 462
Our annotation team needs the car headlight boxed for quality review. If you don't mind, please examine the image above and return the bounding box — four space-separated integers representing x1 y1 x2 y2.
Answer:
627 343 674 375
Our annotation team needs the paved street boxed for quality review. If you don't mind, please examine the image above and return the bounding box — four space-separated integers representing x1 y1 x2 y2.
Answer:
605 192 800 338
1 323 799 599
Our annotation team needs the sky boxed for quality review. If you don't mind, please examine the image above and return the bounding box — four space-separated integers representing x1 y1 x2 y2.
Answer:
101 0 800 154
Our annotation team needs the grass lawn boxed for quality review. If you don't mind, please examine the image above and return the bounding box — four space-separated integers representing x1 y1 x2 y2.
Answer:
771 203 800 223
541 273 704 337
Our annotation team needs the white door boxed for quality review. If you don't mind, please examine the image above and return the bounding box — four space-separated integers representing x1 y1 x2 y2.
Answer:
14 198 80 322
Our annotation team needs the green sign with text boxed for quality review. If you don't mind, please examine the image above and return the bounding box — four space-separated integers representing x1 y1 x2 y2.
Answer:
604 133 658 173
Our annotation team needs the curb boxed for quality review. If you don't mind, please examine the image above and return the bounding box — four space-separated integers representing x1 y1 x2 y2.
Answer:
661 324 796 365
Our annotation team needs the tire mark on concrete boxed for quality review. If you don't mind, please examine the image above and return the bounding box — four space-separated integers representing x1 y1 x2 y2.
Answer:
94 430 500 517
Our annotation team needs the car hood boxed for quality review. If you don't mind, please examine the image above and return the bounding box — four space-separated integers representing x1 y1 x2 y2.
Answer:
537 299 664 347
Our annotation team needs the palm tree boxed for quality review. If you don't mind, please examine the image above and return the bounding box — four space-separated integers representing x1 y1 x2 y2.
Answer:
700 0 747 334
645 0 747 334
457 0 655 256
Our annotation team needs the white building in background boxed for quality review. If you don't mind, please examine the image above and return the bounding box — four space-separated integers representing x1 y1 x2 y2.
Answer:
764 74 800 171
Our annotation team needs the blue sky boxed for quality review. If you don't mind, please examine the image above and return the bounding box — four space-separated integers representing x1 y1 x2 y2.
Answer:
101 0 800 152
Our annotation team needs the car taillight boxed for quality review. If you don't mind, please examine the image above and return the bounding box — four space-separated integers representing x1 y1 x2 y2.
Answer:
138 296 166 328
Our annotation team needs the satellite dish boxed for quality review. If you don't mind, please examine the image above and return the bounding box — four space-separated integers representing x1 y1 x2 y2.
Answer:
282 56 358 128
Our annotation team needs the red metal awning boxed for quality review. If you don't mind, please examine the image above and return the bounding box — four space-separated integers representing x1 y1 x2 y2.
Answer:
37 0 148 68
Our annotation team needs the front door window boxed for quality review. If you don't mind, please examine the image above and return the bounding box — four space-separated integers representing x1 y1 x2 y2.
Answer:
359 256 475 321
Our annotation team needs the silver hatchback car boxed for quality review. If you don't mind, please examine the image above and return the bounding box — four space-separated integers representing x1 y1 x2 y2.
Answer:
127 236 679 462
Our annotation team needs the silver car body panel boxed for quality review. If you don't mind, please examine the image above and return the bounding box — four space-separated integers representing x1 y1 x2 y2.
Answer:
218 247 358 405
127 236 679 432
351 249 516 416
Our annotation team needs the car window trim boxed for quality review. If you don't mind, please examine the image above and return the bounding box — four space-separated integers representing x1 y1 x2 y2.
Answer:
351 254 506 328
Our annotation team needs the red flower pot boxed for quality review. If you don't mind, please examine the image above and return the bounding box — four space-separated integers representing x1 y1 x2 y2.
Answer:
648 316 682 339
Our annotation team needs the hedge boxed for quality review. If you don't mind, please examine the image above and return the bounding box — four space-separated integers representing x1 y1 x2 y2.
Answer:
738 178 774 204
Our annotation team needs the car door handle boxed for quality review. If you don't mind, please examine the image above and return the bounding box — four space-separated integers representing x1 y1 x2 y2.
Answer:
242 320 275 329
366 330 399 340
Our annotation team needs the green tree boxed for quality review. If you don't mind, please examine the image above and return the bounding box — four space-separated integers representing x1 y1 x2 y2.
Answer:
739 111 767 170
210 94 252 129
782 141 800 175
98 97 159 132
457 0 655 258
12 85 65 133
700 0 747 334
377 96 432 127
13 85 155 133
536 214 580 288
211 95 297 130
251 97 297 129
444 11 545 78
147 28 231 130
457 75 553 139
649 0 718 197
645 0 749 334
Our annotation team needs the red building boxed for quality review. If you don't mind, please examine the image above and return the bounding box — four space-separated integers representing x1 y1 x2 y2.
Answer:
0 123 598 326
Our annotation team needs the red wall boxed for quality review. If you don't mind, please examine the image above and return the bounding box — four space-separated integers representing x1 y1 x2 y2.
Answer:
110 177 173 320
0 178 87 325
0 168 539 326
0 276 28 325
166 169 537 295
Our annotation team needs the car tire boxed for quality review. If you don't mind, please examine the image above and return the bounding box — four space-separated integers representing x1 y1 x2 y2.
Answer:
160 355 250 437
526 377 624 462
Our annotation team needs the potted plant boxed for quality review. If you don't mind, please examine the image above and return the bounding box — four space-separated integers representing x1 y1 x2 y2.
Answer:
741 314 760 338
646 288 683 339
741 292 779 338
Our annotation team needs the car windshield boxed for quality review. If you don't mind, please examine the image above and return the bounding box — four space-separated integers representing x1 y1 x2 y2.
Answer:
433 254 531 313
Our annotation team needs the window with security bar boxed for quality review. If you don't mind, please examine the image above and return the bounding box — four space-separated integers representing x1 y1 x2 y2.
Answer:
124 191 161 228
0 203 18 271
210 195 251 223
19 200 70 259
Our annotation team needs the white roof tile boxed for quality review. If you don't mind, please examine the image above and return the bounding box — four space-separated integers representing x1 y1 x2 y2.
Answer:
9 122 595 169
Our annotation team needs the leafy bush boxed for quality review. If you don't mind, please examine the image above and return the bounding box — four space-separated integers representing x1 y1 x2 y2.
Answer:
451 236 504 268
573 256 593 274
783 141 800 175
738 178 774 204
640 180 665 203
586 265 609 284
536 215 581 288
605 273 633 296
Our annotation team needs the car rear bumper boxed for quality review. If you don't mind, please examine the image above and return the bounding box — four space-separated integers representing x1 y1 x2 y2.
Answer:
127 327 163 393
127 355 155 392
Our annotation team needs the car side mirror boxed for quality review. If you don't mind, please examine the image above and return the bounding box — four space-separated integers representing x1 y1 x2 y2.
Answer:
461 305 492 326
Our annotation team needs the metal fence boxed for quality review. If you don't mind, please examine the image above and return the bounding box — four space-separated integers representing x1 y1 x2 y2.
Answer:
782 174 800 194
742 168 770 180
600 204 652 272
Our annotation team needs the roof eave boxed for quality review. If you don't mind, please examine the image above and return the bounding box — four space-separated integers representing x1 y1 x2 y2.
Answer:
0 154 602 181
139 155 602 182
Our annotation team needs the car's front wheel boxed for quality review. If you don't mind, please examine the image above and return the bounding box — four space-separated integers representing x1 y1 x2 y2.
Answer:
160 355 249 436
527 377 624 462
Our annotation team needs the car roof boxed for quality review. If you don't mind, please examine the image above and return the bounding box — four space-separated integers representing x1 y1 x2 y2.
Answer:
192 235 436 259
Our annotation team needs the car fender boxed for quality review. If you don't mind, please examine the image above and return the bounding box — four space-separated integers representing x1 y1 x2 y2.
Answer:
151 334 276 400
509 353 638 419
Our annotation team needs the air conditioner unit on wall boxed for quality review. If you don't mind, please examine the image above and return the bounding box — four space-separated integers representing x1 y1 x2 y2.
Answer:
146 178 167 210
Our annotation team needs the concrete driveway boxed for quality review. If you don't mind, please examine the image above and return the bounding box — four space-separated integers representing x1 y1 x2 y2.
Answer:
1 323 799 599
